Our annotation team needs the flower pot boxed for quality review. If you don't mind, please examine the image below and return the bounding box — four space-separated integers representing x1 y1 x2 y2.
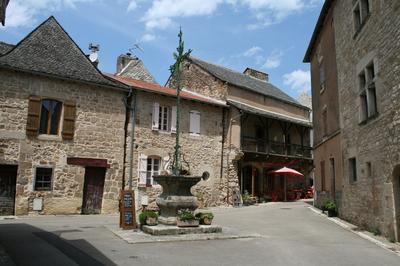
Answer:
146 217 158 226
201 217 213 225
177 218 199 227
327 209 337 217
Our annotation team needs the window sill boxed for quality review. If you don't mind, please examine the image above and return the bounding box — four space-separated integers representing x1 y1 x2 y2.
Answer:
189 133 201 138
358 112 379 126
37 134 62 141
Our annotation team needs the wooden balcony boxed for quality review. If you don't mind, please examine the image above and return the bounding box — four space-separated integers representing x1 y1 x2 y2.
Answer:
241 136 312 159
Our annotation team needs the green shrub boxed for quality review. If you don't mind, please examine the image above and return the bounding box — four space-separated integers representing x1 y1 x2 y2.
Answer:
178 209 197 221
139 210 159 225
195 212 214 220
323 199 336 211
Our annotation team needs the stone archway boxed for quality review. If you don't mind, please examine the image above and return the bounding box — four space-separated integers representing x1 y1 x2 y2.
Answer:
392 165 400 242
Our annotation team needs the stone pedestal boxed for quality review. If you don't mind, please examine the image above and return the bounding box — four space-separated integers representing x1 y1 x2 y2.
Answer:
154 175 202 225
142 224 222 236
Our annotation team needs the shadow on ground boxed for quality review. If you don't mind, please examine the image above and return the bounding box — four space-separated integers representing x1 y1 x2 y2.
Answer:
0 223 115 266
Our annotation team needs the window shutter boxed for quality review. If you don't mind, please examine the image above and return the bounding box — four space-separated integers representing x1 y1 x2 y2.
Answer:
171 106 177 133
62 101 76 140
26 96 41 137
190 111 200 135
138 154 148 185
152 102 159 130
163 156 170 172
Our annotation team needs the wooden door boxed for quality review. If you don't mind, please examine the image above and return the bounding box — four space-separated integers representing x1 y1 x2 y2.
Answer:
82 167 106 214
0 165 17 216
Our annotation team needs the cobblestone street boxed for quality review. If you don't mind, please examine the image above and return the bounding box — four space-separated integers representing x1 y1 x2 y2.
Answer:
0 201 399 266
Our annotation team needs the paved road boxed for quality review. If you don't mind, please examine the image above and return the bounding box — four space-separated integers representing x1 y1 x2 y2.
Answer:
0 201 399 266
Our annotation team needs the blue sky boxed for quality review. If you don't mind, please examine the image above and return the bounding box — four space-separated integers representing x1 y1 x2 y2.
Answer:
1 0 323 100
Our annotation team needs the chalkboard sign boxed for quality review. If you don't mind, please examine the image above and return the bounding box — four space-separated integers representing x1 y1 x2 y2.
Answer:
119 190 137 230
124 193 133 208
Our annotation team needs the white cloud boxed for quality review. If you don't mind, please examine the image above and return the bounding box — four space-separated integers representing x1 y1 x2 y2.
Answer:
140 33 156 42
6 0 94 27
262 50 283 69
142 0 224 30
283 69 311 93
243 46 263 57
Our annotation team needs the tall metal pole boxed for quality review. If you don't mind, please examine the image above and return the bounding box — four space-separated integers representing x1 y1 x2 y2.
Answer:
170 28 191 176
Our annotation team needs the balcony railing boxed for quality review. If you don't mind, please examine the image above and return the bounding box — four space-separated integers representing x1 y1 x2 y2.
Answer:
241 136 312 159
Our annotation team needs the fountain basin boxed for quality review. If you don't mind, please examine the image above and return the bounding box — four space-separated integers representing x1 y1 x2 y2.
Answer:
154 174 203 225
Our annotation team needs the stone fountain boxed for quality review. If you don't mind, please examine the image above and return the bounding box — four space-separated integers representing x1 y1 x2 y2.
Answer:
154 172 208 225
141 29 221 235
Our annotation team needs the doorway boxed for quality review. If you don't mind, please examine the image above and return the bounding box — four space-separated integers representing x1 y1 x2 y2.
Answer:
393 165 400 242
82 167 106 214
0 165 17 215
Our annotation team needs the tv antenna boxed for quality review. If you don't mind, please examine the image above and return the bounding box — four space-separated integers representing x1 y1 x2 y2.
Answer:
88 43 100 63
128 42 144 57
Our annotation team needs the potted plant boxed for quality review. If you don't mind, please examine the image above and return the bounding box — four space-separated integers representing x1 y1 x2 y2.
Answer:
323 199 337 217
195 212 214 225
177 209 199 227
139 210 159 226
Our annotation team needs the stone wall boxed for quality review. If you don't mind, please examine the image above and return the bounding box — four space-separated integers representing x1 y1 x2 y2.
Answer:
0 69 126 215
334 0 400 240
125 90 226 210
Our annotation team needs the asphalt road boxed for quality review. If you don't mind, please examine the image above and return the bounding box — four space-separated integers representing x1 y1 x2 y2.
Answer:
0 201 399 266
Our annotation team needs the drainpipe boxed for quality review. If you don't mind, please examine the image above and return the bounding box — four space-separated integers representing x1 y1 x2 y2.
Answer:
128 90 137 190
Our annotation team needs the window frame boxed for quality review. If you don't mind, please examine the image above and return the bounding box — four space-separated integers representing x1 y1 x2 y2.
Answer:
358 61 378 124
158 105 171 132
146 156 161 186
34 166 53 191
38 99 63 136
189 110 201 136
353 0 371 36
349 157 357 184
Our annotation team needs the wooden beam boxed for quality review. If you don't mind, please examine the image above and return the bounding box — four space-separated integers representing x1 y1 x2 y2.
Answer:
67 157 110 168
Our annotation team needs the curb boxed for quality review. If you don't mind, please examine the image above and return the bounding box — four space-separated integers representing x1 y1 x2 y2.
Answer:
308 206 400 257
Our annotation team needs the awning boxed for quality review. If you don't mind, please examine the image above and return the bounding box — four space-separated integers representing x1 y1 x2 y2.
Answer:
228 99 312 128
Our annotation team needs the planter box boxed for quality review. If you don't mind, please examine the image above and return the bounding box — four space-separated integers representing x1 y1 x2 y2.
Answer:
146 217 158 226
177 218 199 227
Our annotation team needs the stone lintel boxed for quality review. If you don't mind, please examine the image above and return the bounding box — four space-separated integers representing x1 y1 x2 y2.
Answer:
67 157 110 168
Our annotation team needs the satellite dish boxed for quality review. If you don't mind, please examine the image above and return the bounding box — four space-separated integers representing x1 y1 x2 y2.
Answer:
89 52 98 63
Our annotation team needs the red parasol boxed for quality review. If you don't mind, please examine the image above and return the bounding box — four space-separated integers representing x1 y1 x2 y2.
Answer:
269 167 304 201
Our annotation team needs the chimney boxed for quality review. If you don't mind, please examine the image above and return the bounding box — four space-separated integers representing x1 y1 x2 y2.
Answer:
117 53 138 74
243 68 269 82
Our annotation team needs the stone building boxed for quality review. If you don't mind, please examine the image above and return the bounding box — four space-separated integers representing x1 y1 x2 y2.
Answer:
0 17 130 215
107 55 227 209
304 0 343 210
167 57 313 203
306 0 400 241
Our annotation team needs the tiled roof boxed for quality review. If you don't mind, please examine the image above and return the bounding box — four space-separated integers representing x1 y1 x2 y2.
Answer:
0 16 129 91
0 41 13 55
118 58 157 84
188 56 307 109
106 73 227 107
228 99 312 127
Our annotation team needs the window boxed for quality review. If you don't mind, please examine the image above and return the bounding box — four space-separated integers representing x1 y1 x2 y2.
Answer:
158 106 170 131
366 162 372 178
322 108 328 137
353 0 371 34
349 157 357 183
320 161 326 191
138 155 162 186
34 167 52 191
189 110 201 136
330 158 336 194
39 99 62 135
152 102 176 132
319 62 326 91
359 61 377 123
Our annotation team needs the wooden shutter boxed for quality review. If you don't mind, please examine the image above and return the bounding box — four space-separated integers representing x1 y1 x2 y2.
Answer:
138 154 148 186
163 156 170 173
189 111 201 135
26 96 41 137
62 101 76 140
171 106 177 133
152 102 159 131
